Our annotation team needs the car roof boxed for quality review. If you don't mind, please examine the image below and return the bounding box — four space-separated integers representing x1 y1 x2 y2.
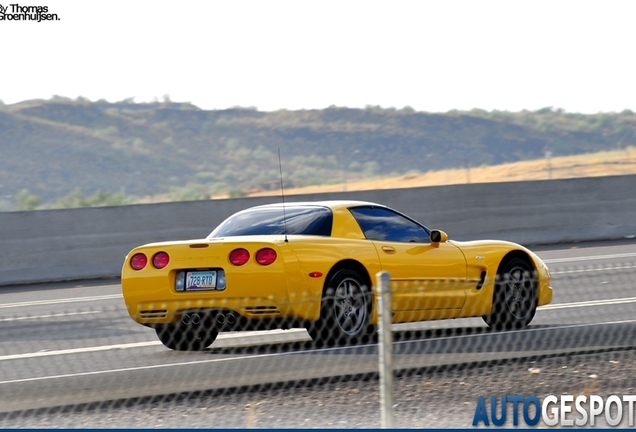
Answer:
246 200 381 211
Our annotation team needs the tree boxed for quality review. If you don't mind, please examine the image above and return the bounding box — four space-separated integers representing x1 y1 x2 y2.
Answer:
52 188 124 209
15 189 41 211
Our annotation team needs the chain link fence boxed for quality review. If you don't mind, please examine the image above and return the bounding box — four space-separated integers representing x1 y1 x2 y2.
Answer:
1 257 636 428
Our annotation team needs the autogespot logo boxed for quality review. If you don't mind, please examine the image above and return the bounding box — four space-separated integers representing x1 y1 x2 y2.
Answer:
0 3 60 21
473 394 636 427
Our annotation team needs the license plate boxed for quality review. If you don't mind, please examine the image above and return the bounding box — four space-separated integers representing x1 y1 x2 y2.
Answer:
186 271 217 290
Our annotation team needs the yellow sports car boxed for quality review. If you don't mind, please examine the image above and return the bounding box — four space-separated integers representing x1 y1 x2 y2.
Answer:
121 200 552 350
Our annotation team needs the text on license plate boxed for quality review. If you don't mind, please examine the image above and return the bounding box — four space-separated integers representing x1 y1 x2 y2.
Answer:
186 271 217 290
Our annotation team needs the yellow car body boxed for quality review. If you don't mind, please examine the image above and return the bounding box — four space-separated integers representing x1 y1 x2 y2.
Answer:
121 200 552 350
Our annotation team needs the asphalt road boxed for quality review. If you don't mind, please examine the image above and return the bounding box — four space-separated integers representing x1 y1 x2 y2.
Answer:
1 240 635 413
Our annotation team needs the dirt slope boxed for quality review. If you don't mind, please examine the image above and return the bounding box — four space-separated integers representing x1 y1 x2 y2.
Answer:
245 147 636 198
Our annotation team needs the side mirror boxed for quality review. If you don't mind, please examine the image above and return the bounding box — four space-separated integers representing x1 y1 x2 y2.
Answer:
430 229 448 244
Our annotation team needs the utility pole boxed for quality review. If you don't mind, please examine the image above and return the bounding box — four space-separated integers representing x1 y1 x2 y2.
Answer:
463 159 471 184
543 147 553 179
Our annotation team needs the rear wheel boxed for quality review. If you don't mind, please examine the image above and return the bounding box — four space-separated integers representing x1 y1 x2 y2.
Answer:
307 269 373 346
155 322 218 351
483 258 537 330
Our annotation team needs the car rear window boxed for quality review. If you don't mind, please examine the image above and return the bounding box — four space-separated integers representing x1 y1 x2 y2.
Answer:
208 206 333 238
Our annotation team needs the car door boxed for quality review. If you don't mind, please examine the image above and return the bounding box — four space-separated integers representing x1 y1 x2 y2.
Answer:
349 206 467 311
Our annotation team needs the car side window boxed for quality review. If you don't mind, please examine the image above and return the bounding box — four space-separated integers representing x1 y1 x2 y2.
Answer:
349 206 430 243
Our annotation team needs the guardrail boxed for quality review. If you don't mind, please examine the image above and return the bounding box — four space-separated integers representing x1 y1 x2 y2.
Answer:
1 174 635 286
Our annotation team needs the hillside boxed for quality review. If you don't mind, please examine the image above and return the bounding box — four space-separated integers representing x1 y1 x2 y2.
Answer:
244 147 636 198
0 97 635 210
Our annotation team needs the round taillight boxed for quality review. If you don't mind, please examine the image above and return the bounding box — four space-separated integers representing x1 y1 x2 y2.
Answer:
255 248 277 265
152 251 170 269
130 253 147 270
229 248 250 266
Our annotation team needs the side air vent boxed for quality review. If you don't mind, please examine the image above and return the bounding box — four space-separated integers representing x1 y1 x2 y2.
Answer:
476 271 487 290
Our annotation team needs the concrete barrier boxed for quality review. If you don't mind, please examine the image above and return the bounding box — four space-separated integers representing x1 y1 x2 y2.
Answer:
1 174 635 286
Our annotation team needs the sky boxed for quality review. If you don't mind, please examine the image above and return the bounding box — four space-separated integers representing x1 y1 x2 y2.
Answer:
1 0 635 114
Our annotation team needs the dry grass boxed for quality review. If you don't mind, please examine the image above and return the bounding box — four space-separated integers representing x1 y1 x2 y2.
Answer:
244 146 636 198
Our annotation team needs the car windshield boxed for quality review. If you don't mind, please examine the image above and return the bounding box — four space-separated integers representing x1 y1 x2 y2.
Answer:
208 205 333 238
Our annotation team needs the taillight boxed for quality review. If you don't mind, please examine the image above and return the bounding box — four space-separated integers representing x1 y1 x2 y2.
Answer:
130 253 147 270
229 248 250 266
152 251 170 269
255 248 277 265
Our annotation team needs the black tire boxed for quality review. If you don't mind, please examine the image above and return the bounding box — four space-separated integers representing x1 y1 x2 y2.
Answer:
483 258 538 330
155 323 218 351
307 268 373 346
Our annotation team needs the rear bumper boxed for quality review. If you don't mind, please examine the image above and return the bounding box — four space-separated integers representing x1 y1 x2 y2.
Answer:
122 275 322 325
130 297 304 325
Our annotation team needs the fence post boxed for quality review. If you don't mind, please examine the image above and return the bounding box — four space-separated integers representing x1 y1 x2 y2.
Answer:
376 271 394 428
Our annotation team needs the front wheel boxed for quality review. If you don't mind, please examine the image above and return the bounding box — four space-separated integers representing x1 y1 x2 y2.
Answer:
155 323 218 351
483 258 538 330
307 269 373 346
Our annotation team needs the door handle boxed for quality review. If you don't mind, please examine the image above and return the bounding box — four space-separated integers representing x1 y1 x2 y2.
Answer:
381 246 396 254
